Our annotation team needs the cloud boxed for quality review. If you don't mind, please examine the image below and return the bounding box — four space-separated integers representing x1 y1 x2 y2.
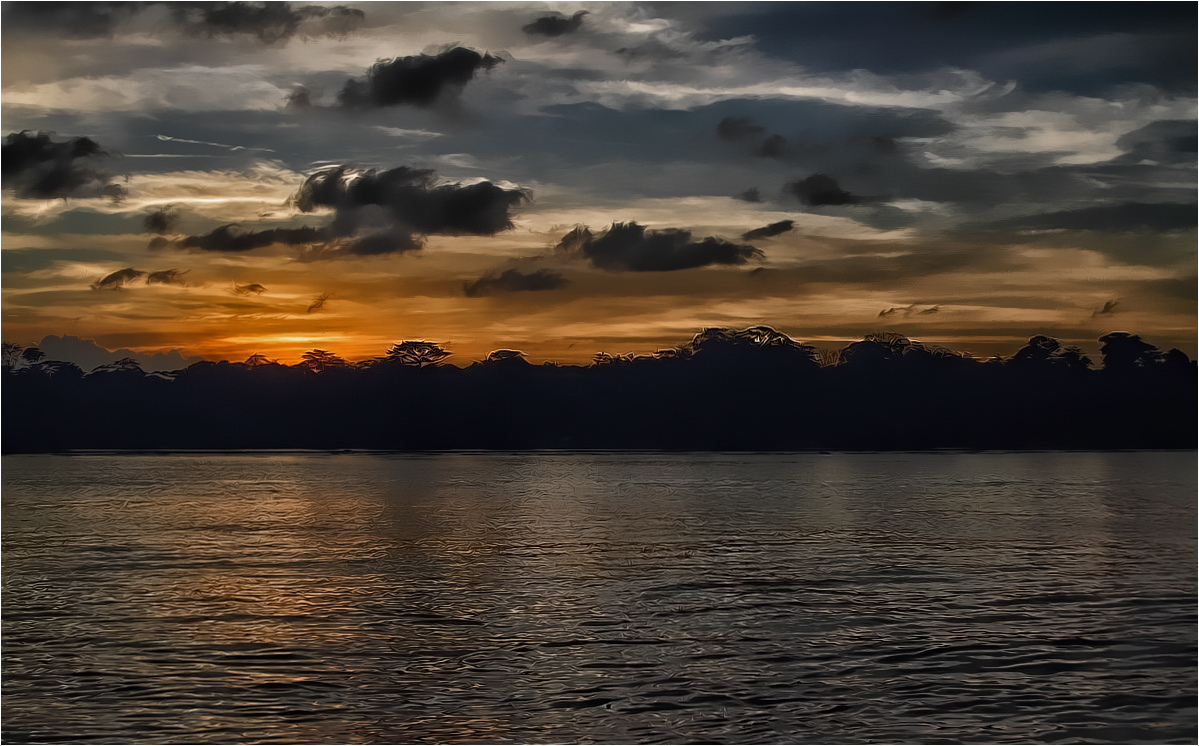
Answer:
171 224 326 253
557 222 763 272
741 220 795 241
91 268 145 290
154 134 275 153
336 46 504 109
1 2 364 43
878 304 941 318
145 269 190 286
716 117 766 142
291 165 528 257
170 3 364 44
523 11 588 37
464 268 569 297
990 202 1196 232
715 117 788 158
1114 120 1197 165
1092 299 1120 317
2 131 127 201
784 174 867 206
161 165 527 259
754 133 788 158
0 3 144 38
734 187 762 203
233 282 267 295
143 205 179 235
293 166 528 235
307 292 332 313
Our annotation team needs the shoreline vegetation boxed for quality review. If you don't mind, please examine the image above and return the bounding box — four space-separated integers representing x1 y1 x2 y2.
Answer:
3 327 1194 452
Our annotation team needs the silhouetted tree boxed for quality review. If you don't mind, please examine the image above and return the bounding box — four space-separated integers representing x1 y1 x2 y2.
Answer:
1 328 1194 452
386 341 451 368
244 353 276 367
300 348 348 372
1010 334 1061 366
482 349 529 365
1099 332 1163 373
91 357 143 375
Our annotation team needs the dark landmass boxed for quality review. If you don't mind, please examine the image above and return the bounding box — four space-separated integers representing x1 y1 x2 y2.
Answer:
2 328 1194 452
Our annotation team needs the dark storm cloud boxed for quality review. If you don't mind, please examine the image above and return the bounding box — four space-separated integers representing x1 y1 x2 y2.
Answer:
716 117 787 158
173 224 327 253
717 117 766 142
614 40 687 62
2 131 126 201
292 165 528 238
1113 120 1198 165
755 134 788 159
784 174 868 207
698 3 1196 94
2 2 364 43
336 47 504 109
734 187 762 203
990 203 1196 233
143 206 179 235
463 268 568 297
165 166 527 259
91 268 145 290
557 222 763 272
741 220 794 241
145 269 190 286
171 3 364 44
522 10 587 37
0 2 147 38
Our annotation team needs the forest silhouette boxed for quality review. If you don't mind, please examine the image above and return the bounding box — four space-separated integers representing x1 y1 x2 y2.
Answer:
2 327 1194 452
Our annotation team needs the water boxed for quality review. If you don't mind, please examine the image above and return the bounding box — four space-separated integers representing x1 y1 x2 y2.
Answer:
2 451 1195 744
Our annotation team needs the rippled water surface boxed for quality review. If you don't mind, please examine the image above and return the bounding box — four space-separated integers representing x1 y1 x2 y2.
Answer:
3 451 1195 744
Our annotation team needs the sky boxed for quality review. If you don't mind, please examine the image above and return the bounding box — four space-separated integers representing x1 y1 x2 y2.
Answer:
2 1 1195 368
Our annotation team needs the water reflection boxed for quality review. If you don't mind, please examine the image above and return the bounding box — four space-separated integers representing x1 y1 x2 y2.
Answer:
3 451 1195 744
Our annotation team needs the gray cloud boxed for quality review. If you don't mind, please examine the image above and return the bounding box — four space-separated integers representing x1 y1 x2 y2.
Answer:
734 187 762 203
170 224 327 253
336 46 503 109
523 10 587 37
717 117 766 142
784 174 868 207
558 222 763 272
741 220 794 241
171 3 364 44
0 3 146 38
989 202 1196 233
164 165 528 259
2 131 127 201
1113 120 1197 165
91 268 145 290
464 268 568 297
143 205 179 234
2 2 364 43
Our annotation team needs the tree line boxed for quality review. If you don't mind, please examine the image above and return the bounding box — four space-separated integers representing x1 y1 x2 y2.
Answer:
2 327 1194 452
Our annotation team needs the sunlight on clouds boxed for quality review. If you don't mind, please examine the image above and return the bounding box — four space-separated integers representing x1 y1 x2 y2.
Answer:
4 66 292 113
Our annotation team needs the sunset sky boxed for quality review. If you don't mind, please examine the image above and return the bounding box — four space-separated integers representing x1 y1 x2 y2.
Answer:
2 1 1195 368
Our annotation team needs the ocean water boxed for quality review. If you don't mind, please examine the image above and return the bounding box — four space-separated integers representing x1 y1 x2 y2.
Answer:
2 451 1195 744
